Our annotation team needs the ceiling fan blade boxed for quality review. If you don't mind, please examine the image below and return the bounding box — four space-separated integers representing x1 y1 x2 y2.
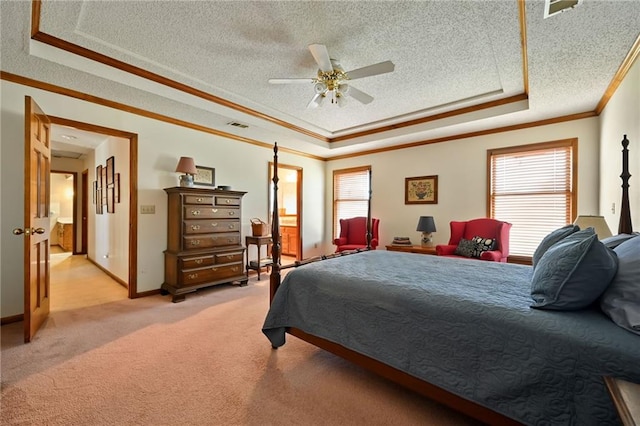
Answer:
347 86 374 104
268 78 315 84
306 93 324 109
308 44 334 73
346 61 395 80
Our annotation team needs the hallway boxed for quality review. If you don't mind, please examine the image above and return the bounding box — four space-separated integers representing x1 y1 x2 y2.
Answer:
50 248 128 312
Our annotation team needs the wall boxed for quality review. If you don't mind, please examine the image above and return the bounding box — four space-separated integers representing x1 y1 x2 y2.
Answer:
0 80 326 317
599 58 640 233
88 136 131 282
326 117 601 248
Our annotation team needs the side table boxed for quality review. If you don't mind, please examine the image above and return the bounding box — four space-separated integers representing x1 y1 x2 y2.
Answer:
604 376 640 425
246 235 273 280
386 245 437 255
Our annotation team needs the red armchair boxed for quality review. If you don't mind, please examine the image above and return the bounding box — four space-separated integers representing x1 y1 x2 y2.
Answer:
436 218 512 262
333 217 380 252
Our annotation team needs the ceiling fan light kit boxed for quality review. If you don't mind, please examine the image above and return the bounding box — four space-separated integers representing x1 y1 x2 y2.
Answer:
269 44 395 108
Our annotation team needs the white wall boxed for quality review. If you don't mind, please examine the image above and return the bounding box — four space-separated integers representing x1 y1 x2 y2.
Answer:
599 58 640 233
326 118 601 248
0 80 326 317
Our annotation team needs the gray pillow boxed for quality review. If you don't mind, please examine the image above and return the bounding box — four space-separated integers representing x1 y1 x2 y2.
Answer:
601 232 640 249
454 238 475 257
600 236 640 335
532 224 580 268
531 228 618 310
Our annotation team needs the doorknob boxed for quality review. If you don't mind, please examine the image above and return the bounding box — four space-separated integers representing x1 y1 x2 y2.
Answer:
12 227 45 236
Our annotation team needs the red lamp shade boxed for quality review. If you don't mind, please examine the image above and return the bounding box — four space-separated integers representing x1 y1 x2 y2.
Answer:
175 157 197 175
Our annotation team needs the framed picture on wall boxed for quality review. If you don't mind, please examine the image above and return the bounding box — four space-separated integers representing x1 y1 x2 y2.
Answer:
405 175 438 204
106 156 115 185
115 173 120 203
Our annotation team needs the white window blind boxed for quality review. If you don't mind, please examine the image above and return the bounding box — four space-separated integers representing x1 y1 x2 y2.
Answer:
333 166 371 238
489 140 576 258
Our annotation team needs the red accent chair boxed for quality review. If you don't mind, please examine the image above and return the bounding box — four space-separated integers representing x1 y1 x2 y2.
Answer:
436 218 512 262
333 217 380 252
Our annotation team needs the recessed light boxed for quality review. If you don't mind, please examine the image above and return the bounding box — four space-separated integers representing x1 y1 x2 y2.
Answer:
60 134 77 140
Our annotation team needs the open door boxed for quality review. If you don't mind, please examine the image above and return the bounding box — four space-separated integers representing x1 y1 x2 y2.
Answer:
19 97 52 342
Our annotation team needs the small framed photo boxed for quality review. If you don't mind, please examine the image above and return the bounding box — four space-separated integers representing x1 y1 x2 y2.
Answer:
194 165 215 186
405 175 438 204
106 156 115 185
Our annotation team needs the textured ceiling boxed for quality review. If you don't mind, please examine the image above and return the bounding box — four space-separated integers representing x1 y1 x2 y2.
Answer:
2 1 639 157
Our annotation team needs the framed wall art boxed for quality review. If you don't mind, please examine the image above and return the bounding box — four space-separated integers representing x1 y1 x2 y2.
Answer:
194 165 215 186
405 175 438 204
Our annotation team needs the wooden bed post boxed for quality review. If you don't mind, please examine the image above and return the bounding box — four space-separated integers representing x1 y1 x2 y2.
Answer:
619 135 633 234
269 143 282 304
366 168 373 250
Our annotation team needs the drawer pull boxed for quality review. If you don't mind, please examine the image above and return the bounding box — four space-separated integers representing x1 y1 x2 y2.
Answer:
191 240 201 246
191 224 200 231
195 259 203 264
228 224 235 229
225 199 231 204
228 211 235 216
188 273 199 279
211 222 217 227
228 238 234 243
192 210 201 216
231 267 239 272
212 208 218 213
226 255 233 259
211 267 218 272
197 197 203 202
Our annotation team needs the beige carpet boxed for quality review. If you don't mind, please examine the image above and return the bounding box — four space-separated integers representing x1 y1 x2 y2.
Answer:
1 273 480 425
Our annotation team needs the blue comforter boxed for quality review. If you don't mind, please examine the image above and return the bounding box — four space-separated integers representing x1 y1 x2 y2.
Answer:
262 250 640 425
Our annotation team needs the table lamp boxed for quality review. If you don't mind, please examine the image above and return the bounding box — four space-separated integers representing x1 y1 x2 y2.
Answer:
573 215 613 239
175 156 197 187
416 216 436 247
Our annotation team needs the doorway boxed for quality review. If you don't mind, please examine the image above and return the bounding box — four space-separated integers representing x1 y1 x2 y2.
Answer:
47 115 138 303
268 162 302 264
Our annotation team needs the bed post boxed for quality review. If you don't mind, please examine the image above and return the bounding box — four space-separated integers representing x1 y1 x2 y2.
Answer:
618 135 633 234
366 167 373 249
269 143 282 304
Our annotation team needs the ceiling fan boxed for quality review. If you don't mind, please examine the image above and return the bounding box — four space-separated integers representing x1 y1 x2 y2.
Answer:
268 44 395 108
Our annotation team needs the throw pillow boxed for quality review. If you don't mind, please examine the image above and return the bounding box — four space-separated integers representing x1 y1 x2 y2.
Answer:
530 228 618 310
532 224 580 268
471 236 496 258
600 236 640 335
601 232 640 249
454 238 475 258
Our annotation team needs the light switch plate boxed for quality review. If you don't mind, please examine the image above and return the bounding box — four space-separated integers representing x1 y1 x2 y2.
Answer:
140 205 155 214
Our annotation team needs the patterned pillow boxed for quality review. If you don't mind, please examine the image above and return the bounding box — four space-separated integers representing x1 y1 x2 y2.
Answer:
471 236 496 257
454 238 475 257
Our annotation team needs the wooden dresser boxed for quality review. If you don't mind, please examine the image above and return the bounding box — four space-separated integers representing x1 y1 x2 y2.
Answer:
280 226 299 256
162 187 248 302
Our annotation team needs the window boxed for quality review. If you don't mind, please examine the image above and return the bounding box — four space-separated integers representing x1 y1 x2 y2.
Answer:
488 139 577 259
333 166 371 238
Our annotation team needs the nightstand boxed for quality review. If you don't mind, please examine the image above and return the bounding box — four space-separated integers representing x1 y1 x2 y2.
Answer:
386 245 437 255
605 376 640 425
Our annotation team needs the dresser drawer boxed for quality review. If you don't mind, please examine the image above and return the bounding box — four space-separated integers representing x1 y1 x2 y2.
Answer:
183 219 239 234
184 195 214 205
214 196 241 206
181 263 244 286
214 251 244 264
184 206 239 219
180 254 215 269
183 233 240 249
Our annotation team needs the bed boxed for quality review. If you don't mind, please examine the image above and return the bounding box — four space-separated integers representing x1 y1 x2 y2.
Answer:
262 138 640 425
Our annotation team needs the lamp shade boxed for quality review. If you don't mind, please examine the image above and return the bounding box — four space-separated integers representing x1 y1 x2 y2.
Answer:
416 216 436 233
573 215 612 239
175 156 197 175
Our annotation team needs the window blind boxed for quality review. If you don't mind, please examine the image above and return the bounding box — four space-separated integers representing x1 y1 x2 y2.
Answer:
333 166 371 238
489 140 576 257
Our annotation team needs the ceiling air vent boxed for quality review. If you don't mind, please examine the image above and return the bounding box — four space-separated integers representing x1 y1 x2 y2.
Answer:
544 0 582 19
227 121 249 129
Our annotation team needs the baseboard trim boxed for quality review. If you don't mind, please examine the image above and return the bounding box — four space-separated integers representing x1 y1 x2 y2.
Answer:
1 314 24 325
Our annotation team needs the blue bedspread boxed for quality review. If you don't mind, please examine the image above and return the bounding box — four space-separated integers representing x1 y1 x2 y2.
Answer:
262 250 640 425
